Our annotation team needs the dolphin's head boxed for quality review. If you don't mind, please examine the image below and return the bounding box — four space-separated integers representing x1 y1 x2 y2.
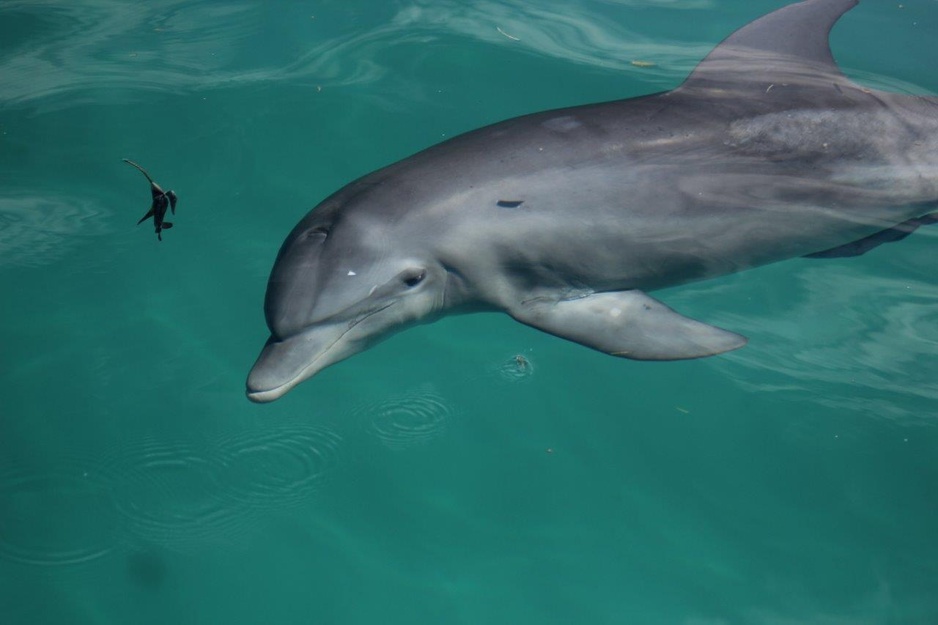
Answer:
246 190 448 402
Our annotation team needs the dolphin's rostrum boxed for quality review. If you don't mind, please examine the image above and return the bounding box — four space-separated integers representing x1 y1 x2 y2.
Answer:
124 159 177 241
247 0 938 402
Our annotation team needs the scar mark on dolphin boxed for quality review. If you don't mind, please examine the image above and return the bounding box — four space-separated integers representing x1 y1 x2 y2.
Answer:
302 226 329 241
497 200 524 208
542 116 582 133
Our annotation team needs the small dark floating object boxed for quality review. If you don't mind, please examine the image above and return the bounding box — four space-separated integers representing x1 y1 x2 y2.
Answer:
124 158 178 241
497 200 524 208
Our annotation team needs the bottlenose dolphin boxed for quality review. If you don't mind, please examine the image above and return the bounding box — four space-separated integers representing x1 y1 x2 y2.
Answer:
124 159 178 241
247 0 937 402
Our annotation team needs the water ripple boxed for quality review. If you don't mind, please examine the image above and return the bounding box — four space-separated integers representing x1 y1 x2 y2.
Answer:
384 0 712 77
103 440 251 549
710 264 938 423
355 386 454 450
0 426 350 562
4 0 926 114
215 424 344 508
0 459 119 567
0 195 110 268
277 0 714 92
0 1 266 107
0 0 715 110
493 353 537 384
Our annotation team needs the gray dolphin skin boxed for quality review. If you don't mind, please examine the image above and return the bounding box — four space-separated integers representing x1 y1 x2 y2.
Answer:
247 0 938 402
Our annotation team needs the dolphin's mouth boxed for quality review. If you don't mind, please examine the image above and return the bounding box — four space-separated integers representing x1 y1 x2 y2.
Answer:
246 303 394 403
246 380 293 404
246 330 342 403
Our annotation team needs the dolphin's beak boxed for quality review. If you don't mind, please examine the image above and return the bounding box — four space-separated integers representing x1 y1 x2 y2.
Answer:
246 325 347 403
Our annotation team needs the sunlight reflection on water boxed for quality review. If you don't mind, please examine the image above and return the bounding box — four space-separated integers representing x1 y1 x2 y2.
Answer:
705 262 938 423
0 196 110 268
0 0 715 109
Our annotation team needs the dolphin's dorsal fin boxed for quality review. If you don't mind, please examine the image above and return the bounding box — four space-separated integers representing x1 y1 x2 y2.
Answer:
679 0 859 93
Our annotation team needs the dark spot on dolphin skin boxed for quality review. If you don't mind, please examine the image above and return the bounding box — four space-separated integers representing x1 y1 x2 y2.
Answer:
497 200 524 208
126 549 168 589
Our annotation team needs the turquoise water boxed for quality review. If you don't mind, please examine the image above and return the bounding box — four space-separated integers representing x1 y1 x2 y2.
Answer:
2 0 937 623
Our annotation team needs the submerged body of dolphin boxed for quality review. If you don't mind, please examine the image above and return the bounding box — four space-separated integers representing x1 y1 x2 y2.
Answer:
247 0 937 402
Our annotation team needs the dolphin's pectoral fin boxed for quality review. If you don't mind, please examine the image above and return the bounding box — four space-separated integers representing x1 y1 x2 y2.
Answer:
510 290 747 360
137 207 155 225
162 222 173 229
804 212 938 259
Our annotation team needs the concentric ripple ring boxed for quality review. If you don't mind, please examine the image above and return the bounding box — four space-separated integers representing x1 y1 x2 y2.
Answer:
0 459 120 567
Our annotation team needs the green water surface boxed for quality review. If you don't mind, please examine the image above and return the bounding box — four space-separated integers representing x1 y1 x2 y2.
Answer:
1 1 937 623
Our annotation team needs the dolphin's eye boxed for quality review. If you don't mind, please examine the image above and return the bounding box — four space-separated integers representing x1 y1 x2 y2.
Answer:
402 269 426 287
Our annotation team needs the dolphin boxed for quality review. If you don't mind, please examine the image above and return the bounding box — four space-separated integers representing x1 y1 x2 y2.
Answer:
247 0 938 403
124 159 178 241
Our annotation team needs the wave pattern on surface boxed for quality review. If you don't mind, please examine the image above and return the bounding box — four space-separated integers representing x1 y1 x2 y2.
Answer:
104 440 253 549
0 458 119 566
355 386 455 450
709 263 938 423
215 425 344 508
0 422 348 565
492 352 537 384
0 0 716 109
0 196 110 268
